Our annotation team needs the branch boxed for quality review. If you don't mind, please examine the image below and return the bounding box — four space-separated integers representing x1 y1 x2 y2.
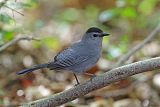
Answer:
0 36 40 53
114 23 160 67
0 0 24 16
4 4 24 16
22 57 160 107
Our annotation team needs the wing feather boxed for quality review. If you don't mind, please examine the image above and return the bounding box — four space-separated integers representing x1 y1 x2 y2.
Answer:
48 48 92 70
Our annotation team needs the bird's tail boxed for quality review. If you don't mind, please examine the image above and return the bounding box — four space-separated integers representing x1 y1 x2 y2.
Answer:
17 63 48 75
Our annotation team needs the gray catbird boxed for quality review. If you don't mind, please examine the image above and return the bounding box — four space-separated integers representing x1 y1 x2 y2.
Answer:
17 27 110 84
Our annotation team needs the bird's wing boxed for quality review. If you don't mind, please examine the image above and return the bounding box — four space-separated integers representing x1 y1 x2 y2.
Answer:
48 47 92 70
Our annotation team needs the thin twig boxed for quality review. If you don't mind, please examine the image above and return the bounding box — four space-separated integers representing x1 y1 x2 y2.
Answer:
22 57 160 107
4 4 24 16
0 36 40 53
114 23 160 68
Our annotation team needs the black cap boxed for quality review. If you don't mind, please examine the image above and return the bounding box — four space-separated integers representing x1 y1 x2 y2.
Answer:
86 27 103 33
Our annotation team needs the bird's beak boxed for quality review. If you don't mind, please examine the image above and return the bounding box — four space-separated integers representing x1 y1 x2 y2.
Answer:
100 32 110 37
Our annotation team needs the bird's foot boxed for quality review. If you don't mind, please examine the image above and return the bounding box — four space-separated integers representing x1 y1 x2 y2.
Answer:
74 82 80 86
84 73 96 81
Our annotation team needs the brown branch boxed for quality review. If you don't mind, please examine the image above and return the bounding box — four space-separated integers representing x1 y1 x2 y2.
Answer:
0 36 40 53
114 23 160 68
21 57 160 107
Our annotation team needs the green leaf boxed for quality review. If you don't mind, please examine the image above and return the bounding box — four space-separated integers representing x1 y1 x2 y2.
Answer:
43 36 61 50
0 14 15 24
85 5 99 19
57 8 80 22
139 0 157 15
120 35 129 43
3 31 14 41
0 30 14 44
121 7 137 19
22 0 38 9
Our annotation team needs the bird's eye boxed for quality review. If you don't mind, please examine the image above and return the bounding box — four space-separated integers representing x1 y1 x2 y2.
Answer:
93 34 98 37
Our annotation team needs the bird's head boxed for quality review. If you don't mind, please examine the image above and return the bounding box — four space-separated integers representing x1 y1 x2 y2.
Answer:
82 27 110 44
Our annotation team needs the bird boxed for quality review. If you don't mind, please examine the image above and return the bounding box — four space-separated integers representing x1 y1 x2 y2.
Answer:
17 27 110 85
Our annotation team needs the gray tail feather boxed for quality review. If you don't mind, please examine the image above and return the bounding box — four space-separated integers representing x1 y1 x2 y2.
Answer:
17 63 48 75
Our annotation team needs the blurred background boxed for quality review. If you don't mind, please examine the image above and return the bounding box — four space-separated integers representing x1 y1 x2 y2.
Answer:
0 0 160 107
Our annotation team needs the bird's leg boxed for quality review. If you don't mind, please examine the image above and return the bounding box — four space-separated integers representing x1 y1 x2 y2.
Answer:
73 73 80 86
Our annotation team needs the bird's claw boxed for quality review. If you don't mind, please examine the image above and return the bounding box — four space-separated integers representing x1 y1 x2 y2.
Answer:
74 82 80 86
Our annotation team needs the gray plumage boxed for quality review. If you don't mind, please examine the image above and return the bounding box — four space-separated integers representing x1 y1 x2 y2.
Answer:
48 37 101 73
17 27 109 80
